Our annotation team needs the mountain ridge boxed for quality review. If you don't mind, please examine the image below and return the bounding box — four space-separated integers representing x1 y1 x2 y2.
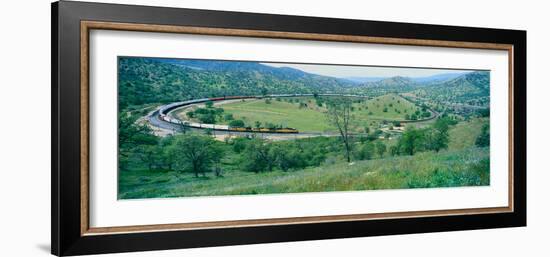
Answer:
118 57 489 110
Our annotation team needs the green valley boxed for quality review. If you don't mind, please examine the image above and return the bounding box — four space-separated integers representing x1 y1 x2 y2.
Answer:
117 56 492 199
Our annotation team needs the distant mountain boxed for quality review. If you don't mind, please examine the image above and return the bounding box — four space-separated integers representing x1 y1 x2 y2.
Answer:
441 71 489 91
157 59 356 85
362 76 417 88
346 72 465 86
411 72 467 84
118 57 355 109
415 71 490 105
344 76 387 83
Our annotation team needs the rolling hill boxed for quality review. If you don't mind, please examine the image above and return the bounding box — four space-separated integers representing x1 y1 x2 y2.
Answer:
413 71 490 105
118 57 354 109
118 57 490 110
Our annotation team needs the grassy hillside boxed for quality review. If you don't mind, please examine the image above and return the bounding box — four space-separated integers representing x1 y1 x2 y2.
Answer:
119 117 490 199
353 94 419 121
413 71 490 107
118 146 489 199
448 117 488 150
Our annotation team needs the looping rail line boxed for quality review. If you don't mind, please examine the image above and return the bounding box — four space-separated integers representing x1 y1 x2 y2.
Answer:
155 94 369 134
151 93 437 135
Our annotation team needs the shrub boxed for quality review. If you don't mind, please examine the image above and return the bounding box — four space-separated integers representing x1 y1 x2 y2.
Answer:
241 138 274 173
231 137 249 153
395 126 423 155
271 146 303 171
374 140 386 157
224 113 234 121
478 108 490 117
475 124 490 147
316 99 323 107
197 113 216 124
366 129 383 141
228 119 245 127
353 142 374 160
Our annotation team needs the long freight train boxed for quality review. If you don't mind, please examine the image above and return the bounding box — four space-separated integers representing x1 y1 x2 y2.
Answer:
157 95 301 134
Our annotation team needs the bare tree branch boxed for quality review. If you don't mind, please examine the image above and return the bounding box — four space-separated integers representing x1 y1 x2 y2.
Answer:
327 99 353 162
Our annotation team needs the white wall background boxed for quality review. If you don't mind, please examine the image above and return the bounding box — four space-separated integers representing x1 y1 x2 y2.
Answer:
0 0 546 256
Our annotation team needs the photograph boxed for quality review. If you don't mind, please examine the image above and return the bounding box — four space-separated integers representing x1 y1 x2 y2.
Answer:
44 1 529 255
117 57 491 199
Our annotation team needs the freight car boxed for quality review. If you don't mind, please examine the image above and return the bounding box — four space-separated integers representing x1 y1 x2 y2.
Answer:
229 127 299 133
155 95 300 134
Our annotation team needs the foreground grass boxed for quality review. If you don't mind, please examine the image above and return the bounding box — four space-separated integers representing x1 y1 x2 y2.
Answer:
118 146 489 199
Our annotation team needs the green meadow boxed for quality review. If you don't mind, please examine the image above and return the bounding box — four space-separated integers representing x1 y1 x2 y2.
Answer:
194 94 422 133
220 98 332 132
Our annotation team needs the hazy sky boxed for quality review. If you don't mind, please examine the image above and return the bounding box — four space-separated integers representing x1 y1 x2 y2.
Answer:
261 62 470 78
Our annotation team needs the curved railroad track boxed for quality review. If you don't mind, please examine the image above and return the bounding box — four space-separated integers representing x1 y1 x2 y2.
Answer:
146 93 438 138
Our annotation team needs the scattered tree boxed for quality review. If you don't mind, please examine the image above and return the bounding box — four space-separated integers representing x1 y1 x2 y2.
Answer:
478 108 490 118
271 145 299 172
172 134 222 177
160 136 176 170
224 113 234 121
231 137 249 153
135 144 160 171
397 126 423 155
118 113 158 170
424 118 450 152
353 142 373 160
326 99 353 162
229 119 245 128
242 138 274 173
475 124 490 147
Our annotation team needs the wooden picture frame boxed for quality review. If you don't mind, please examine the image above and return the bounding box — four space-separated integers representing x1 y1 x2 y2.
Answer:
52 1 526 256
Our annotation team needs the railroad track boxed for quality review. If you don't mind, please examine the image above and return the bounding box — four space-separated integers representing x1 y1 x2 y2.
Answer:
147 93 437 136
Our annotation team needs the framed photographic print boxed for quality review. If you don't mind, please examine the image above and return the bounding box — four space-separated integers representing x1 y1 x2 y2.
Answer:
52 1 526 256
